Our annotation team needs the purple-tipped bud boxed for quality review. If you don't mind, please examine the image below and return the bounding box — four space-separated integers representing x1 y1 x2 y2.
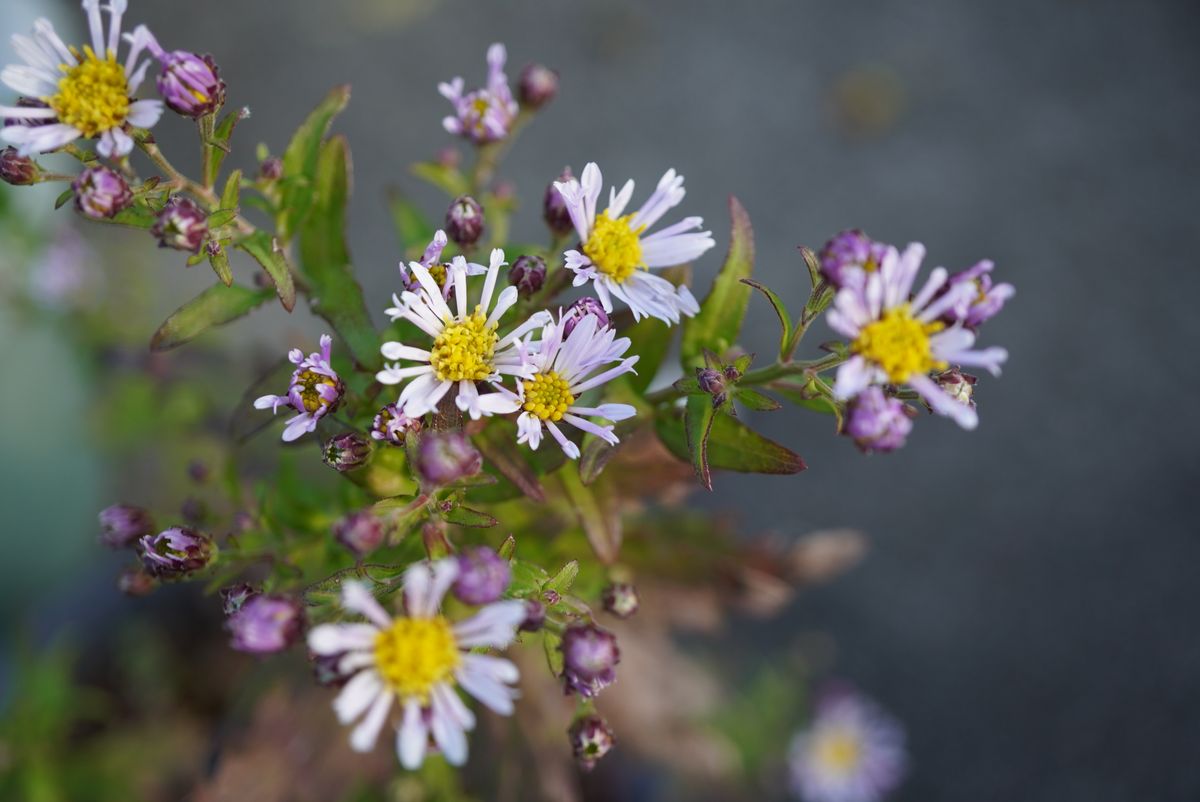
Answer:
333 511 385 558
542 589 561 606
117 565 156 597
561 623 620 698
453 546 511 605
371 404 421 447
72 166 133 220
0 147 36 185
323 432 372 472
844 387 914 454
259 156 283 181
519 599 546 632
220 583 259 615
227 595 304 655
518 63 559 109
543 167 574 235
932 368 977 409
156 51 226 119
415 431 482 487
696 368 726 398
509 255 546 297
562 296 609 337
569 714 616 771
152 196 208 253
602 582 639 619
138 527 214 578
445 195 485 247
818 229 890 288
99 504 155 549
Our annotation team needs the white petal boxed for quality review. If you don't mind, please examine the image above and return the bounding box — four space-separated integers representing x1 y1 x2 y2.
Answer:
397 699 429 770
349 690 394 753
342 580 393 628
126 98 163 128
452 600 526 648
335 670 384 724
429 688 469 766
307 622 378 655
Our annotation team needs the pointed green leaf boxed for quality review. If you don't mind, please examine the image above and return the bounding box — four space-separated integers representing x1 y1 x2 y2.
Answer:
206 208 238 229
734 387 782 412
680 196 755 368
558 464 621 563
150 284 273 351
208 247 233 286
237 231 296 311
578 419 643 485
546 560 580 594
656 400 805 483
205 106 249 188
543 631 564 675
55 188 73 209
221 168 242 211
683 395 717 490
410 160 469 197
624 316 674 394
439 504 498 528
279 85 351 237
741 278 795 360
497 534 516 560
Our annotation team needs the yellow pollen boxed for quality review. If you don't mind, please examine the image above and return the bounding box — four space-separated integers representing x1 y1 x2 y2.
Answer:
852 304 946 383
583 211 646 283
815 730 862 775
429 310 498 382
427 263 448 287
296 369 339 413
522 371 575 422
373 616 461 701
48 47 130 138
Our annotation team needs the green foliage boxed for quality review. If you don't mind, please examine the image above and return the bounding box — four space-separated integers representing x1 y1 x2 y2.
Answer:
236 230 296 311
680 196 755 367
278 85 351 238
150 283 274 351
658 400 806 482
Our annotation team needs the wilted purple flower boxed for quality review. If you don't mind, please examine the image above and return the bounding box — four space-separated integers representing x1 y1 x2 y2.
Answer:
333 511 385 557
560 623 620 698
147 45 226 119
519 599 546 632
518 63 559 108
138 527 214 578
117 565 156 597
227 595 304 655
0 146 35 185
445 195 485 247
843 387 913 454
939 260 1015 329
509 255 546 296
569 714 616 771
72 166 133 220
414 431 482 487
453 547 511 605
543 167 575 235
818 229 891 288
562 296 610 338
151 196 208 253
220 583 259 615
370 403 421 447
602 583 639 619
788 686 907 802
439 43 519 144
98 504 154 549
323 432 372 471
254 334 344 442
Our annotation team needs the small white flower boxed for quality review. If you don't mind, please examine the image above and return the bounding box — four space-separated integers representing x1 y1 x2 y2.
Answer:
308 562 526 770
556 162 713 324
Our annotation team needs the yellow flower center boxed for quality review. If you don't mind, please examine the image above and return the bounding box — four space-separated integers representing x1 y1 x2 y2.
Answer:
373 616 461 701
48 47 130 138
522 371 575 422
852 304 946 383
296 369 339 413
815 730 862 776
427 263 448 288
429 310 498 382
583 212 646 283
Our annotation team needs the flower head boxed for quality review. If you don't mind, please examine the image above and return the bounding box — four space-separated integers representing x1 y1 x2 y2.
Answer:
439 43 518 144
569 714 616 771
227 595 304 655
306 562 526 769
560 623 620 698
453 547 510 605
413 431 482 487
1 0 164 156
99 503 154 548
556 163 711 323
445 195 485 247
543 167 575 235
138 526 213 578
828 243 1008 430
323 432 372 471
334 511 385 558
73 165 132 219
602 582 639 619
0 146 35 184
146 46 225 119
254 334 345 442
508 255 546 297
371 403 421 446
818 229 891 289
562 296 609 337
151 195 208 252
843 387 914 454
938 260 1014 330
518 63 558 109
393 230 486 301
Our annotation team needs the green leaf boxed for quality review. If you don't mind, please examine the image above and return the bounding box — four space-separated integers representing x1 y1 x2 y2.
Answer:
509 559 550 596
657 400 806 483
545 560 580 594
799 245 821 288
497 534 516 560
237 230 296 311
150 284 273 351
388 191 436 257
207 247 232 286
206 208 238 229
108 203 159 229
558 464 621 563
623 316 674 394
410 160 469 197
543 631 564 675
734 387 782 411
279 85 351 238
771 382 844 428
55 188 73 209
683 394 717 490
741 278 794 360
205 106 249 188
221 168 242 211
472 421 546 503
439 504 498 528
680 196 755 368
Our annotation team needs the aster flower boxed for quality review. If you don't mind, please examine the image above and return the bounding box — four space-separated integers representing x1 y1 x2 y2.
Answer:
788 687 907 802
393 229 485 301
843 387 913 454
828 243 1009 430
377 249 551 419
371 403 421 446
254 334 345 442
1 0 163 156
818 229 891 289
439 43 518 144
508 312 638 459
939 259 1014 329
556 162 712 323
307 562 526 769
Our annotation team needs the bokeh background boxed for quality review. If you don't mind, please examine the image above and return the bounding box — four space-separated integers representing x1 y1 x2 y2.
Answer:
2 0 1199 800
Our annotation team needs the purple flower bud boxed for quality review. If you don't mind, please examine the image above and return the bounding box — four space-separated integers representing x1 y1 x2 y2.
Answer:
561 623 620 698
453 547 511 605
844 387 914 454
99 504 155 549
819 229 890 288
333 511 385 557
696 367 726 398
117 565 156 597
569 714 616 771
156 51 226 119
509 255 546 297
544 167 575 235
72 166 133 220
602 582 639 619
0 147 36 185
220 583 259 615
227 595 304 655
323 432 372 472
371 403 421 447
187 460 210 483
152 196 208 253
542 589 561 607
138 527 214 578
414 431 482 487
562 296 609 338
519 599 546 632
445 195 485 247
518 63 559 109
258 157 283 181
931 368 977 409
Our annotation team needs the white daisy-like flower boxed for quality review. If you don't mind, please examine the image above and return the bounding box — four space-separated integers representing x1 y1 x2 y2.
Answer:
377 248 552 419
395 229 486 301
1 0 163 157
308 562 526 770
509 313 638 459
555 162 713 324
828 242 1009 430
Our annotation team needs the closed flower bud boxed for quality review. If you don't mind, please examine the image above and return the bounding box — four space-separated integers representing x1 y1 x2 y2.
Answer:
543 167 574 235
138 527 214 578
0 147 36 185
333 511 385 557
117 565 156 597
152 197 208 253
696 367 726 399
220 582 258 615
99 504 155 549
72 166 132 220
415 431 482 487
844 387 914 454
259 156 283 181
562 296 609 337
323 432 372 472
453 546 511 605
561 623 620 698
509 255 546 297
518 63 559 108
569 714 616 771
156 51 226 119
187 460 210 483
227 595 304 655
602 582 639 619
519 599 546 632
445 195 485 247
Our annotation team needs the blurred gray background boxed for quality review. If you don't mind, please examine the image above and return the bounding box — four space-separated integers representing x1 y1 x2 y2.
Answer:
3 0 1199 800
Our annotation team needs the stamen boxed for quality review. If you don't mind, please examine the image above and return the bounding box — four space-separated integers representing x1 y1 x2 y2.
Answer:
48 47 130 137
583 212 646 283
522 371 575 421
852 304 946 382
429 310 499 382
373 616 461 701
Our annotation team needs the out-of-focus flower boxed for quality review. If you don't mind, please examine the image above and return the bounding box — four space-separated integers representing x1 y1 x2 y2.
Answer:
938 260 1015 330
519 599 546 632
117 565 155 596
393 229 485 300
220 582 258 615
323 432 372 471
453 547 510 605
145 43 225 119
788 686 907 802
818 229 891 289
0 0 164 156
602 583 639 618
254 334 345 442
569 714 616 771
543 167 574 235
843 387 914 454
828 243 1008 430
370 404 421 447
307 562 526 769
73 165 132 219
413 431 482 487
445 195 485 247
227 595 304 655
28 225 90 307
99 504 154 548
333 511 385 558
562 296 609 338
0 146 35 184
556 162 711 323
259 156 282 180
508 255 546 297
560 623 620 698
439 43 518 144
151 196 208 253
518 63 558 108
138 526 213 578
